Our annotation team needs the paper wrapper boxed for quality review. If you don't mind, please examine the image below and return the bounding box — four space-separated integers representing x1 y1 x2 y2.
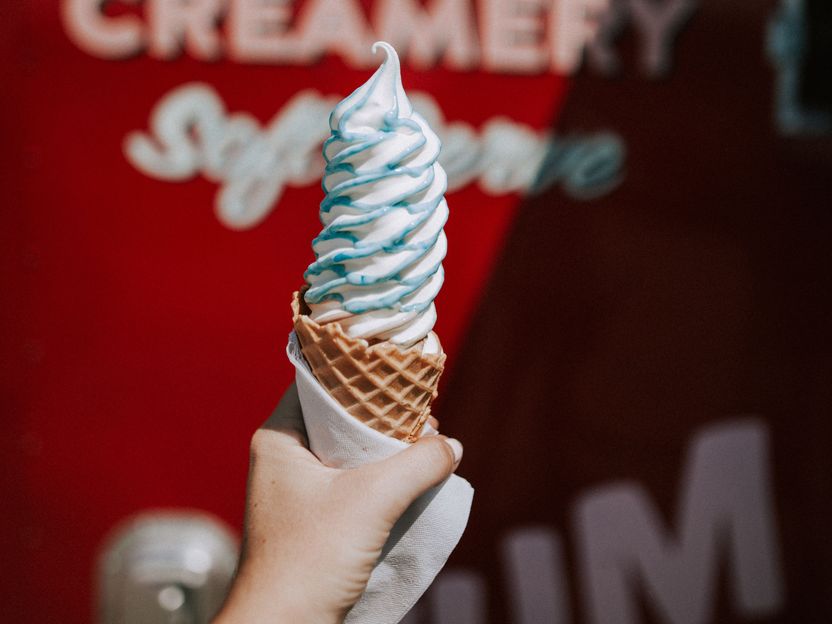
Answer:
287 331 474 624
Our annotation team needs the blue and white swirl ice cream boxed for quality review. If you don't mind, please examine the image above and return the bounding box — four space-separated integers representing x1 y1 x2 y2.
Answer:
303 42 448 355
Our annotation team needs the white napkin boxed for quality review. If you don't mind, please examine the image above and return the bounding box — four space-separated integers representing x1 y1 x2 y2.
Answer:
287 331 474 624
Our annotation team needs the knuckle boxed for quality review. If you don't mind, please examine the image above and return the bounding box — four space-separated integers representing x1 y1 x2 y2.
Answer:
249 428 273 458
422 437 455 472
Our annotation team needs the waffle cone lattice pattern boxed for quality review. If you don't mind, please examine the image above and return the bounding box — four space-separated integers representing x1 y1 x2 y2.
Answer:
292 292 446 441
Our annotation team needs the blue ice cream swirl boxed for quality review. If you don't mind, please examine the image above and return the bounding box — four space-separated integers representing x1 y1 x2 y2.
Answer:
303 42 448 354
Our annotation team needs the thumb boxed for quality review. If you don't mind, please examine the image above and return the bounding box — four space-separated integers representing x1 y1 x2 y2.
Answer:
354 435 463 520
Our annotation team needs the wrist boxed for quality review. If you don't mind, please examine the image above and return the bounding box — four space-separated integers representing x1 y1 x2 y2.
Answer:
215 598 330 624
214 564 342 624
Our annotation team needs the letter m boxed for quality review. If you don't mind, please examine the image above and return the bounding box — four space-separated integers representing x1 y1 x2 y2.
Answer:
574 419 784 624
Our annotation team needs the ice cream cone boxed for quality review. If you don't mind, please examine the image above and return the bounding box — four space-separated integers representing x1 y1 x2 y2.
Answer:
292 291 445 442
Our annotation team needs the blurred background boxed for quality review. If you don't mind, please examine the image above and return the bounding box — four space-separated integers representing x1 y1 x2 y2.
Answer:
2 1 831 622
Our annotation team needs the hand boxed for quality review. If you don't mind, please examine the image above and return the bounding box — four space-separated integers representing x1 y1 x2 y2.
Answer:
214 384 463 624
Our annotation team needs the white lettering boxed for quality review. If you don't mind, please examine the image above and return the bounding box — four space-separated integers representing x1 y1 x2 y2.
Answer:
502 528 570 624
228 0 305 64
429 570 487 624
147 0 223 60
574 419 785 624
127 84 614 230
402 420 785 623
628 0 697 77
374 0 480 70
478 117 549 192
125 82 222 180
61 0 624 74
584 0 626 75
481 0 548 73
550 0 609 73
296 0 373 66
127 84 334 229
529 132 625 198
61 0 145 59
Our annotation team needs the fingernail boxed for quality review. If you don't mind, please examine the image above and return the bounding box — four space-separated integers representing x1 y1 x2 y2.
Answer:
445 438 463 464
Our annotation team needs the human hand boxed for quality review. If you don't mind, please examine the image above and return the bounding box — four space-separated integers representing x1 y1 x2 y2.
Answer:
213 383 463 624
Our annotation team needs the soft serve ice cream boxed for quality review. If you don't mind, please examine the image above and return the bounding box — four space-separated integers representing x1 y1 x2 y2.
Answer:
292 41 449 441
302 41 447 356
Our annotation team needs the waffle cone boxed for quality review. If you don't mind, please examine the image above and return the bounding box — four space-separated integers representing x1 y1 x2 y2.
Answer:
291 291 446 441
